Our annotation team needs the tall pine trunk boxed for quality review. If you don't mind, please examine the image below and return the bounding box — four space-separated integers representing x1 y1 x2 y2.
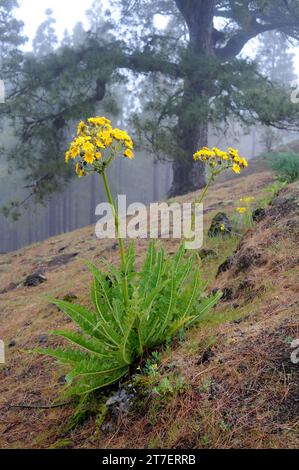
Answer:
170 0 215 196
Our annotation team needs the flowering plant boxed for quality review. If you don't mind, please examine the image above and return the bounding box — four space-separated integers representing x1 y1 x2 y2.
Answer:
193 146 248 204
65 116 134 177
36 117 221 397
235 196 255 229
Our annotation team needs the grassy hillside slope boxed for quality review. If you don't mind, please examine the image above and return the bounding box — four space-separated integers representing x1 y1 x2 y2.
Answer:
0 160 298 449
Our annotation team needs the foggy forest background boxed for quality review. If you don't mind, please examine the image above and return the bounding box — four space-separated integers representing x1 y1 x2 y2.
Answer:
1 0 298 253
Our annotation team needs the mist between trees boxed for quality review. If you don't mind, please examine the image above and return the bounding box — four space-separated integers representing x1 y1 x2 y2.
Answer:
1 1 299 253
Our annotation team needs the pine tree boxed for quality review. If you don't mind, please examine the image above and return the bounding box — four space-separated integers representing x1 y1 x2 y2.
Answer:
255 31 297 85
4 0 299 202
0 0 26 61
32 8 58 56
72 22 87 48
61 29 72 48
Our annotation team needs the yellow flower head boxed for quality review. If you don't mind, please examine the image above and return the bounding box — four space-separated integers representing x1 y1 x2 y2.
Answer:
228 147 239 159
236 207 247 215
77 121 85 135
100 129 113 147
213 147 229 160
71 145 80 158
65 116 135 177
95 138 106 149
88 116 111 127
239 157 248 168
220 223 225 232
232 163 241 174
65 150 71 163
194 146 247 176
124 148 134 159
75 163 85 177
84 152 95 164
82 141 95 154
245 196 254 204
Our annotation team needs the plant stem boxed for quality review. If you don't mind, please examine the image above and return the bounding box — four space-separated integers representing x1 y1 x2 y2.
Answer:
197 172 215 205
190 171 215 232
101 170 129 308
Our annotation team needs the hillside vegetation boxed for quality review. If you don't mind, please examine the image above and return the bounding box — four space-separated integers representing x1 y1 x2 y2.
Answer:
0 160 298 449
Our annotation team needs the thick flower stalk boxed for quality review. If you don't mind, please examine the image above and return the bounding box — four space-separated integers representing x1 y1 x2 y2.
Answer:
65 116 135 308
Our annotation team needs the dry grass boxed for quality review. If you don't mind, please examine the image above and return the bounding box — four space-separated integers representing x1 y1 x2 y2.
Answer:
1 161 298 449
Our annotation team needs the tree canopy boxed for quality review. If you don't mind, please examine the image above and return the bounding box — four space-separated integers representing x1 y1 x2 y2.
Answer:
1 0 299 206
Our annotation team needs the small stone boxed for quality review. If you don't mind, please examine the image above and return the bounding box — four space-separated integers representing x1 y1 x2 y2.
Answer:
238 278 254 291
208 212 232 238
24 273 47 287
38 335 48 345
252 207 266 222
8 340 16 348
58 375 66 385
221 287 233 301
101 422 115 434
197 347 215 365
198 248 217 260
211 287 221 296
217 256 233 275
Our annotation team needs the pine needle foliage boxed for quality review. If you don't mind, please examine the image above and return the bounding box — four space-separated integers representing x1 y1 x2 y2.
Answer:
37 243 221 397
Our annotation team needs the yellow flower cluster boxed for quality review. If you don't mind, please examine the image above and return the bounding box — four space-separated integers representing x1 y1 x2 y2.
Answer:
240 196 255 204
193 146 248 175
236 195 255 215
236 207 247 215
65 116 134 176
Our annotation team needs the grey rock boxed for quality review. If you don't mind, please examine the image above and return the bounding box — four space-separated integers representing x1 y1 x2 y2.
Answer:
24 273 47 287
208 212 232 238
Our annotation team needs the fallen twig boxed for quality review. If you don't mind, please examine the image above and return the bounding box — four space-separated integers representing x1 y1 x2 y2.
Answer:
9 401 72 409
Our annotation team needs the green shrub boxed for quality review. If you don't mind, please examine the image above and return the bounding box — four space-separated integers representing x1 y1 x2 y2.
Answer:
266 152 299 183
37 243 221 397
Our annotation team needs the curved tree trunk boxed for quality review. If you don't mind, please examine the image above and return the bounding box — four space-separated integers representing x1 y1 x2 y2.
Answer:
169 0 215 197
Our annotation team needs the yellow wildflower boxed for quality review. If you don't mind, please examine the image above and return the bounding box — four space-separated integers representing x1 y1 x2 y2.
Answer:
236 207 247 214
82 141 95 154
112 128 130 142
220 223 225 232
75 163 85 177
213 147 228 160
65 150 71 163
232 163 241 174
77 121 85 135
71 145 80 158
193 148 215 160
95 138 106 149
239 157 248 168
101 130 113 146
228 147 239 159
124 148 134 159
65 116 135 177
84 152 95 164
125 139 133 149
88 116 111 127
75 136 89 146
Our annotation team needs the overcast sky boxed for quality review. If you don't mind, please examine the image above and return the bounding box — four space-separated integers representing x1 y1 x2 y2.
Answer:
15 0 299 76
16 0 95 46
